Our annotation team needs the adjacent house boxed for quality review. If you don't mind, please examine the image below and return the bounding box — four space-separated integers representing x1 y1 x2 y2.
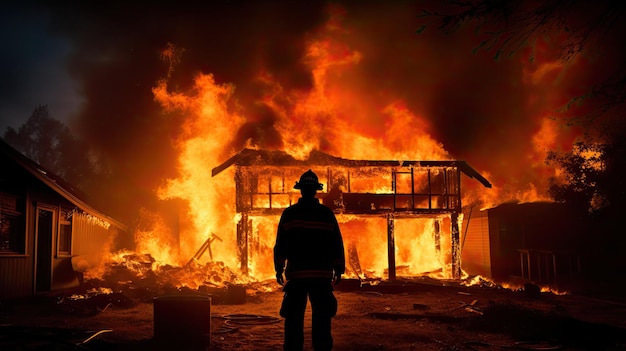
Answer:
0 139 127 298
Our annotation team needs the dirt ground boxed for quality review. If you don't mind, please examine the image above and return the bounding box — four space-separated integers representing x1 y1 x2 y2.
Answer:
1 277 626 351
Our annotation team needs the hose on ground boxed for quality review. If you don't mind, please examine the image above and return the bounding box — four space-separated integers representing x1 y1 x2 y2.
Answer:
211 314 282 334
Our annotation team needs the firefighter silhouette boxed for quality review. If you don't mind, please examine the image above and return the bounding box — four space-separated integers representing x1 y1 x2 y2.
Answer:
274 169 346 351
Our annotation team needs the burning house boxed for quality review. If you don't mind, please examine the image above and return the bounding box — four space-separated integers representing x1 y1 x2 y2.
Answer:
212 148 491 281
0 139 127 298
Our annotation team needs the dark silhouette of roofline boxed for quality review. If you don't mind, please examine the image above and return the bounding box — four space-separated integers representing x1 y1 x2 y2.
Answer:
0 138 127 231
212 148 492 188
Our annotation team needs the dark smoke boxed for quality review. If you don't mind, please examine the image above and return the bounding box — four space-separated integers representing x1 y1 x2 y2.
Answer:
43 1 328 222
37 1 624 222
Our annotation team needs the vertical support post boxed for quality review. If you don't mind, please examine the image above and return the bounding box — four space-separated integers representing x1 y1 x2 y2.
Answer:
237 212 250 275
410 167 415 209
327 168 332 193
451 212 461 279
391 170 396 210
433 218 441 255
427 169 432 210
235 167 244 212
450 165 463 280
442 168 448 209
387 213 396 280
456 167 462 210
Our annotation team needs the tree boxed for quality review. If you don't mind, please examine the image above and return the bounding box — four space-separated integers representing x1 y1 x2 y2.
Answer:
3 105 97 192
546 141 606 211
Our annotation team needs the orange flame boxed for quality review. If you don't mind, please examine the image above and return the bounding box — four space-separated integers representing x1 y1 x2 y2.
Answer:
106 6 578 287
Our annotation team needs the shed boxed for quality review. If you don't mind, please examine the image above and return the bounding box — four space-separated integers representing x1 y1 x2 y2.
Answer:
212 148 491 280
0 139 127 298
462 202 585 286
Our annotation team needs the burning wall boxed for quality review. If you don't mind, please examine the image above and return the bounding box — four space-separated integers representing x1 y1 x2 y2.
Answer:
211 148 490 281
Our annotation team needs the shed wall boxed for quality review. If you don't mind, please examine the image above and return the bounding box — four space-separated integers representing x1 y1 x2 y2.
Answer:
461 209 491 278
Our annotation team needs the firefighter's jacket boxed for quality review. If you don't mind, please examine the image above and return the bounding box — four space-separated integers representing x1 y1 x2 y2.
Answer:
274 197 345 280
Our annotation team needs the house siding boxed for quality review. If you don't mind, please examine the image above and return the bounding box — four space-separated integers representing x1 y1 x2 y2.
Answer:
461 209 491 278
0 256 33 298
72 212 117 270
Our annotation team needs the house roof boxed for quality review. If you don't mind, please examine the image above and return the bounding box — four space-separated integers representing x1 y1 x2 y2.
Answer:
212 148 492 188
0 138 127 231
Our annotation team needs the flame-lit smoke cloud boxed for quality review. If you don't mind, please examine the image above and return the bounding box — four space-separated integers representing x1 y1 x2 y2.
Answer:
45 1 329 222
41 1 621 222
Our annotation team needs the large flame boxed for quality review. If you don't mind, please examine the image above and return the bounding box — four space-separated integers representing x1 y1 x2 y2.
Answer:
106 6 573 287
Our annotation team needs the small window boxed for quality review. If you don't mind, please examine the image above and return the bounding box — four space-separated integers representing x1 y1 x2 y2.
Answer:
0 192 26 254
57 209 73 256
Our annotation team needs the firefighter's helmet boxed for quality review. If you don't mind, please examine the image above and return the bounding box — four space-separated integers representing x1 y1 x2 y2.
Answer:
294 169 323 190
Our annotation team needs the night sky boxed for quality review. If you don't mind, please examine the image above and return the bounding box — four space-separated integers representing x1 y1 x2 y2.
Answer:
1 1 623 220
0 3 80 130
